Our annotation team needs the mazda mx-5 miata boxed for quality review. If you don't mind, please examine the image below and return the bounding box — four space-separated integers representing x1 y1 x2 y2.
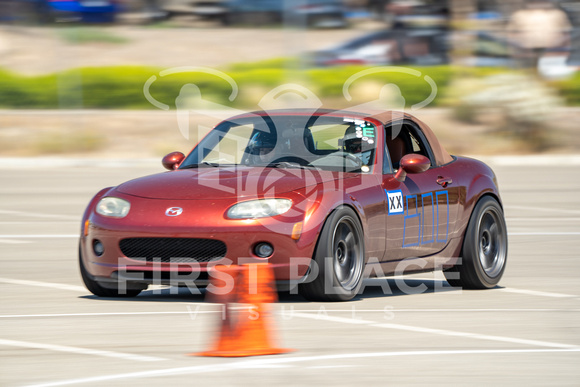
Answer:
80 109 507 301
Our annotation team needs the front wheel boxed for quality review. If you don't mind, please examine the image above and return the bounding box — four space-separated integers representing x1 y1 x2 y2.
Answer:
79 244 144 297
444 196 508 289
300 207 365 301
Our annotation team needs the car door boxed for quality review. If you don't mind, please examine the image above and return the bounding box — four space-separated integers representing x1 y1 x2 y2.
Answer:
381 120 460 261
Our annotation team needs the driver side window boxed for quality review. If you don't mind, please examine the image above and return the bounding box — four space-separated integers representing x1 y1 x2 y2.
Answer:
385 121 432 171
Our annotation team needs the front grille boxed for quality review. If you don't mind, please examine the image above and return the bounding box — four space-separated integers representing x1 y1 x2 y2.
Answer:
121 270 210 281
119 238 227 263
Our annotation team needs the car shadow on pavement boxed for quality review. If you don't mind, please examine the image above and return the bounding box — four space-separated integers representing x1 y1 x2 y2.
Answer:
78 277 462 303
78 286 207 302
354 277 461 301
277 277 461 303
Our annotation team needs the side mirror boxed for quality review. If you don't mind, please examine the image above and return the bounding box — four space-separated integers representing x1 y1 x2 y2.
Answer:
394 154 431 182
162 151 185 170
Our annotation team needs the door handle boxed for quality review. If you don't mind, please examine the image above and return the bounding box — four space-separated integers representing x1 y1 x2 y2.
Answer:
436 176 452 187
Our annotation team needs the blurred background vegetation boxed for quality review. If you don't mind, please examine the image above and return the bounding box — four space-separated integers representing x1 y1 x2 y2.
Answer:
1 0 579 156
0 62 579 109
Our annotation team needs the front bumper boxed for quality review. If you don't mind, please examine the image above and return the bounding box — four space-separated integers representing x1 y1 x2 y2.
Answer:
80 197 319 285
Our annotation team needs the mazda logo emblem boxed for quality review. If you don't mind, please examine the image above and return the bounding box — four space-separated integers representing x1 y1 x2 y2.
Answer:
165 207 183 216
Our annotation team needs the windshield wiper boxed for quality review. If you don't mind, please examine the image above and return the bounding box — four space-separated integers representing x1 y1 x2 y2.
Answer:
179 164 199 169
268 162 319 170
180 162 221 169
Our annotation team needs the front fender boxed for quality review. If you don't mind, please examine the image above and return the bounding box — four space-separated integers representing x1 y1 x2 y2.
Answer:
301 179 373 262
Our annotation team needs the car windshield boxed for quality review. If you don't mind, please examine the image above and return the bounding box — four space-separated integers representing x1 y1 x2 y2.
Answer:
180 114 377 173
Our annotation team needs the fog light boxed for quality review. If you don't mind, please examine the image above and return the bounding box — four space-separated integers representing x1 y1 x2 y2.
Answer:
93 240 104 256
254 242 274 258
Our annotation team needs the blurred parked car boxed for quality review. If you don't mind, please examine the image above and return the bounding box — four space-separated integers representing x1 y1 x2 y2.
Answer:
223 0 346 28
565 29 580 66
467 30 579 79
0 0 118 23
114 0 344 27
311 27 579 77
155 0 227 21
310 28 448 66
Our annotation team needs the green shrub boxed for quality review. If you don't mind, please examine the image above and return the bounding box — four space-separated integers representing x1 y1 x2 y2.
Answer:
550 72 580 106
0 62 578 109
0 69 59 108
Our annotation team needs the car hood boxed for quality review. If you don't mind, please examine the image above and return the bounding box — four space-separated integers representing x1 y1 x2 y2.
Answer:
115 167 344 200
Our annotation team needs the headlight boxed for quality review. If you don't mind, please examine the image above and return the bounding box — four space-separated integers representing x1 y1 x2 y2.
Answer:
96 197 131 218
227 199 292 219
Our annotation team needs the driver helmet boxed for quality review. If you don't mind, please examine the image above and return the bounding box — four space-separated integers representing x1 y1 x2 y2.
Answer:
342 125 363 154
247 130 277 156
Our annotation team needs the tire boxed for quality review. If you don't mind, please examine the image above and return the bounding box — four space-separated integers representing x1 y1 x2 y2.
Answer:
444 196 508 289
300 206 365 301
79 244 143 297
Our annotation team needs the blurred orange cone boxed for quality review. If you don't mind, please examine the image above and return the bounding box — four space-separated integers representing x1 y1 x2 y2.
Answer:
194 263 292 357
194 265 240 356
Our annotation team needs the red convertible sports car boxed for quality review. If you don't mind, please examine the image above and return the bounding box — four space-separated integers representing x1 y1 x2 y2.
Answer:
80 109 507 301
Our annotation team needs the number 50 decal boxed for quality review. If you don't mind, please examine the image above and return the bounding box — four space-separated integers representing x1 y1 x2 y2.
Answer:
403 190 449 247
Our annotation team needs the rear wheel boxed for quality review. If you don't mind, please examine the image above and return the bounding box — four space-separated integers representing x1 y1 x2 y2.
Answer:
444 196 508 289
79 244 143 297
300 207 365 301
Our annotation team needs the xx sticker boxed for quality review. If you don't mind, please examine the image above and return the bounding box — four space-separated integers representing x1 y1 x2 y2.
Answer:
386 190 403 215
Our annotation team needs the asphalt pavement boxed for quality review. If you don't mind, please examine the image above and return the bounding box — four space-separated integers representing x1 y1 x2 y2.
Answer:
1 160 579 386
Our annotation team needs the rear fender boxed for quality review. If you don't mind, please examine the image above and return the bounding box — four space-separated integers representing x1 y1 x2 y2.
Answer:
457 173 501 239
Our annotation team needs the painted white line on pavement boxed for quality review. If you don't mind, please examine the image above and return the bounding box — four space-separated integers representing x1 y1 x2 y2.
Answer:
483 154 580 166
0 278 86 293
292 312 577 349
0 339 167 362
505 205 580 216
506 217 580 221
2 308 577 319
508 232 580 236
371 323 577 349
0 235 78 238
242 364 293 369
0 209 78 220
308 365 356 369
0 221 79 224
0 239 31 244
0 311 215 318
293 313 372 325
495 287 577 298
385 277 579 299
3 275 574 302
282 308 579 313
28 348 580 387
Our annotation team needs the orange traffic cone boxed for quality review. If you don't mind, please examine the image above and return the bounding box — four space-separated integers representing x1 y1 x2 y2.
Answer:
193 263 292 357
194 265 240 356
